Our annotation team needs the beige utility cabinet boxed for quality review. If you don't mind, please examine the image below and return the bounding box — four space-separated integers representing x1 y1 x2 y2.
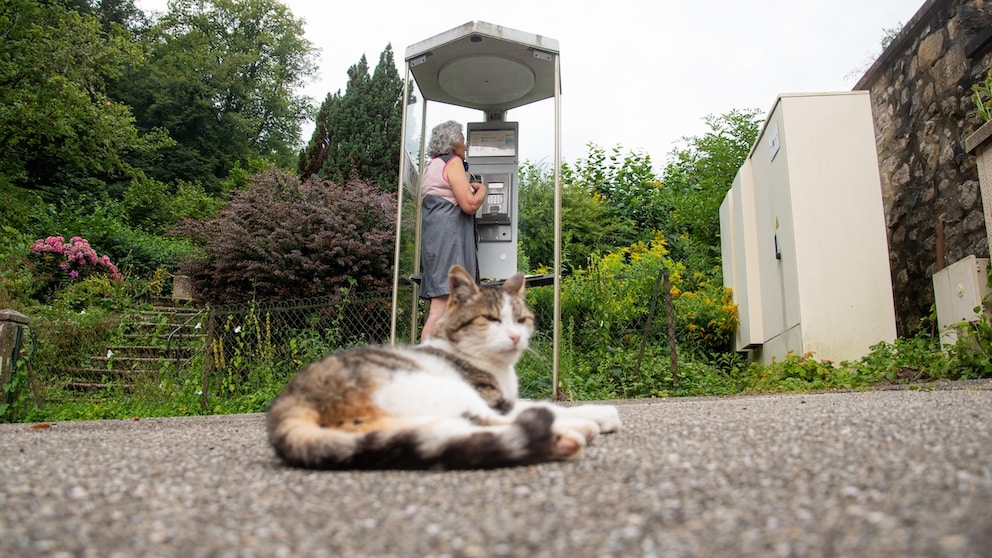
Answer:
720 159 764 350
720 92 897 364
931 255 991 346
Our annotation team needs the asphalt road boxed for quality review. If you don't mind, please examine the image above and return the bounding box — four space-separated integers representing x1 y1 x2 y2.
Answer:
2 383 991 558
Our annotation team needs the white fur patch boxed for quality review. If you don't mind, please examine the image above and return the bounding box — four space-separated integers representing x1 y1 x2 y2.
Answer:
372 370 493 419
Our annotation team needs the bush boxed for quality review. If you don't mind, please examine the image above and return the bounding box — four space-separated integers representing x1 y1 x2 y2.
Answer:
177 169 396 304
538 233 736 354
27 235 123 300
57 201 198 277
0 227 39 308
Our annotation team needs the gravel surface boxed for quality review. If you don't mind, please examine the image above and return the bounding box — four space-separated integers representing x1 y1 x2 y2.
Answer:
2 383 991 557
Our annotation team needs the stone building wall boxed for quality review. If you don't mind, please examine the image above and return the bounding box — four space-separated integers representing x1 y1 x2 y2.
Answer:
854 0 992 335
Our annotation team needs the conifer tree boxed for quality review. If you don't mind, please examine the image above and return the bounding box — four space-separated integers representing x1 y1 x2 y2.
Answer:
299 45 403 191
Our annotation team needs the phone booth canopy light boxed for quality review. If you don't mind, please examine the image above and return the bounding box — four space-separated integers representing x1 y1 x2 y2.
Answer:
405 21 560 117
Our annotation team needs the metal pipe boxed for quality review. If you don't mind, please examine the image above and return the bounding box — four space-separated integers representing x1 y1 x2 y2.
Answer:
389 63 412 345
552 52 562 398
409 99 428 344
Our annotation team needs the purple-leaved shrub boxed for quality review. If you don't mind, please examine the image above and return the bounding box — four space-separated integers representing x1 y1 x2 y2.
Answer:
177 169 396 304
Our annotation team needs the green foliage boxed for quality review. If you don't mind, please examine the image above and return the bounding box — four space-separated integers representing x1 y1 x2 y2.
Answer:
0 226 39 308
0 0 170 192
669 267 738 355
0 186 49 234
120 0 317 190
63 0 148 33
745 353 859 393
172 180 224 222
521 234 738 400
1 356 36 423
122 176 222 233
943 310 992 377
856 333 947 383
300 45 404 191
517 161 616 271
741 320 992 395
218 158 275 192
972 68 992 122
122 176 174 233
56 201 198 277
660 109 762 265
553 234 736 354
563 144 662 248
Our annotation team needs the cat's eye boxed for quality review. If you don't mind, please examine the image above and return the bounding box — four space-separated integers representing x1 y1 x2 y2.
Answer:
517 317 530 324
483 314 501 323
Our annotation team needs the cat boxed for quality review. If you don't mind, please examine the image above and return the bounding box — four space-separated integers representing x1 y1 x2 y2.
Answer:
266 264 621 470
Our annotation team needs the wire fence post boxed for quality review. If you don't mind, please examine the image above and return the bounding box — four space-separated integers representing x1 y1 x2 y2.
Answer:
635 267 666 378
663 268 678 387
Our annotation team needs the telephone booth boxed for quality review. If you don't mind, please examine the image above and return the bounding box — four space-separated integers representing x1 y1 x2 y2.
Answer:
389 21 564 392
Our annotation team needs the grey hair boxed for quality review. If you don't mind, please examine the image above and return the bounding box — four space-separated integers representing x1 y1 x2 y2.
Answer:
427 120 464 158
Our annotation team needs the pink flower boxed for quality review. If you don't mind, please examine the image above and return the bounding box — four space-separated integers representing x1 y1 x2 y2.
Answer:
29 234 124 285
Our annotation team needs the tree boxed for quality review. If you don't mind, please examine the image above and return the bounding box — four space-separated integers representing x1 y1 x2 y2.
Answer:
517 161 615 272
0 0 168 197
563 144 662 249
120 0 317 191
299 45 404 191
63 0 148 33
176 169 396 304
659 108 762 265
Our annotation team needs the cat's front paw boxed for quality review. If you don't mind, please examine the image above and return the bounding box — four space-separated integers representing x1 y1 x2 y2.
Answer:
580 405 621 434
548 427 587 460
554 417 601 443
598 406 622 433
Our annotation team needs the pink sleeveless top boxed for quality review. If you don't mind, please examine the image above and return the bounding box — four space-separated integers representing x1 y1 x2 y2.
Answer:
420 157 459 205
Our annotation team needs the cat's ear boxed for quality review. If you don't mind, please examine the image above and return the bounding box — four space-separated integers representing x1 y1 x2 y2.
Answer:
447 265 478 305
503 272 526 297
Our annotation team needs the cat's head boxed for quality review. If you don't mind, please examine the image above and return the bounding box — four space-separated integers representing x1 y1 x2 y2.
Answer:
431 265 534 363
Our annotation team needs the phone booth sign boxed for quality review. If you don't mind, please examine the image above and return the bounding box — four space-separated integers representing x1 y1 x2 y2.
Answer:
389 21 564 391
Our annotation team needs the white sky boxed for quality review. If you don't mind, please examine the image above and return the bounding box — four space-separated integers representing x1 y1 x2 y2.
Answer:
135 0 924 169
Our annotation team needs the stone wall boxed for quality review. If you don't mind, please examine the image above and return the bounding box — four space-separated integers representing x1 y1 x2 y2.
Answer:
855 0 992 335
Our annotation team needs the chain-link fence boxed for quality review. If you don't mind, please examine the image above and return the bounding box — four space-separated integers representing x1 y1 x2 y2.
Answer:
11 289 403 415
7 272 687 420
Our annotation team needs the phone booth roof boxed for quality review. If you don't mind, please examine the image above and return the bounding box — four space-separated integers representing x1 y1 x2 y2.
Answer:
404 21 560 114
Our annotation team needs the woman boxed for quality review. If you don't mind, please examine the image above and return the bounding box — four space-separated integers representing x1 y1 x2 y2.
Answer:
419 120 487 341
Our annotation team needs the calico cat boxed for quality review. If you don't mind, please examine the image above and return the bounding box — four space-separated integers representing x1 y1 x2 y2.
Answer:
266 265 621 470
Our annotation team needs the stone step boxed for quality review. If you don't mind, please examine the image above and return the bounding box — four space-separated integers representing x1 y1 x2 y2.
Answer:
60 368 160 392
88 355 179 371
99 345 197 359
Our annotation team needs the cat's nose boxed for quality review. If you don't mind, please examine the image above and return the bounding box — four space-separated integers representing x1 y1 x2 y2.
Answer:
509 333 520 346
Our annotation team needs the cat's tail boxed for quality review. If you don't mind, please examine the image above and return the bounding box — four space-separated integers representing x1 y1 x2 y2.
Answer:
267 405 558 470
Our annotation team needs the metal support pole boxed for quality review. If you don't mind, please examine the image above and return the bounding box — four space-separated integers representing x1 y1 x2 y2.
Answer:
552 53 562 399
389 64 412 346
408 100 428 344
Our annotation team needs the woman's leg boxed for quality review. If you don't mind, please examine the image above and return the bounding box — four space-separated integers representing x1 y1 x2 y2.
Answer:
421 295 449 342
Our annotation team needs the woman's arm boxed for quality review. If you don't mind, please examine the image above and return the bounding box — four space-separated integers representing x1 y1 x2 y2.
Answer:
444 157 487 215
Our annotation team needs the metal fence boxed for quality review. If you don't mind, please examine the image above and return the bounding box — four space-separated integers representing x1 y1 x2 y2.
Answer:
9 274 682 420
12 289 404 415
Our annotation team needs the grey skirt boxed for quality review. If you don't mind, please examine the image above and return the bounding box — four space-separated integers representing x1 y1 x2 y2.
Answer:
420 195 479 299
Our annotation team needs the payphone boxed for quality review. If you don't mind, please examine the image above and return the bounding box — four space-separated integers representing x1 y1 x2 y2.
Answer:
466 121 519 280
394 20 563 389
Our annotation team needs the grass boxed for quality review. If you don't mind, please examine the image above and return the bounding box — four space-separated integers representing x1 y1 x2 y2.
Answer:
5 312 992 424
